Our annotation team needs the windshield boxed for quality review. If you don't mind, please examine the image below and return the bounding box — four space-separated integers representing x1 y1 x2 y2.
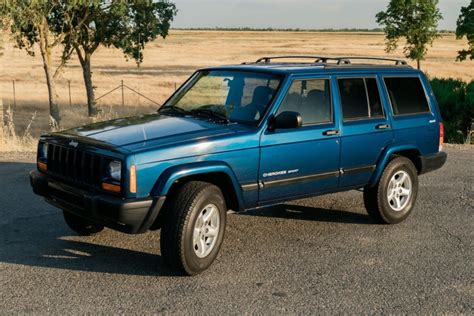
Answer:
163 70 283 124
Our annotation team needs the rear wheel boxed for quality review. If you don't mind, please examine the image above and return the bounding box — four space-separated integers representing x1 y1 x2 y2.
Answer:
364 157 419 224
63 211 104 236
160 181 227 276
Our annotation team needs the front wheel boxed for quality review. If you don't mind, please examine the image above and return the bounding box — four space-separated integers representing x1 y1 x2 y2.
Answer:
364 157 419 224
160 181 227 276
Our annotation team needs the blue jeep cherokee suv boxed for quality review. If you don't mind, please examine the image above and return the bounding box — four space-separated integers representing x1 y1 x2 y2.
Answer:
30 56 447 275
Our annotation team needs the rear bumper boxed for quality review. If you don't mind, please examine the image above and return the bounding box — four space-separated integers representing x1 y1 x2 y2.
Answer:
30 170 165 234
419 151 447 175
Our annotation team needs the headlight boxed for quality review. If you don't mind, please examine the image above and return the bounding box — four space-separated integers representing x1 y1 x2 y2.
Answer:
39 142 48 160
108 161 122 182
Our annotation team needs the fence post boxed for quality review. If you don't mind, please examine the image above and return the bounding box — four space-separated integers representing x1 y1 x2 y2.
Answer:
12 79 16 107
121 80 124 107
174 82 177 91
68 80 72 107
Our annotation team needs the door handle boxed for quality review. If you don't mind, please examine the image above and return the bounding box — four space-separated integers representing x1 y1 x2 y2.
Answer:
376 124 390 130
323 129 340 136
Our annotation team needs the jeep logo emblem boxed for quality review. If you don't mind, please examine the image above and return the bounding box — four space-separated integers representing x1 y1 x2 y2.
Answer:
69 140 79 148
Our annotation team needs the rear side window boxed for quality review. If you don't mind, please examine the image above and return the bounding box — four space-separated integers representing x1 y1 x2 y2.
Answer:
338 78 384 120
384 77 430 115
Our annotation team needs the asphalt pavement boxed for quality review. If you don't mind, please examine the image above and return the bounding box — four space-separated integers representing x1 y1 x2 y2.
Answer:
0 146 472 314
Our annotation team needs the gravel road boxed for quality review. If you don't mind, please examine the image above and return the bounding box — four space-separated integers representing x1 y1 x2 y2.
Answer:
0 146 472 314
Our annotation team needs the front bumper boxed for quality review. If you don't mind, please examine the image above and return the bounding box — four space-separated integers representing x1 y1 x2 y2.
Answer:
30 170 165 234
419 151 448 175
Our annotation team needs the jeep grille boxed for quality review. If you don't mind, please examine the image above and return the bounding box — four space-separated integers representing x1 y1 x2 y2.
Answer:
46 144 113 188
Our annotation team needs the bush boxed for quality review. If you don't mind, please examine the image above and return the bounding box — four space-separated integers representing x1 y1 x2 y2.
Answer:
430 78 473 144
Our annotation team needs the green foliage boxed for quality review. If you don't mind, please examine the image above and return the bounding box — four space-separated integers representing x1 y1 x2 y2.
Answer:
1 0 62 124
456 1 474 61
48 0 177 116
376 0 442 68
430 78 474 143
1 0 57 56
52 0 177 65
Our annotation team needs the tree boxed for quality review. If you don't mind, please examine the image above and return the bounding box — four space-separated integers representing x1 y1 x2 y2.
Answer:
1 0 63 125
376 0 442 69
52 1 177 117
456 1 474 61
0 17 4 136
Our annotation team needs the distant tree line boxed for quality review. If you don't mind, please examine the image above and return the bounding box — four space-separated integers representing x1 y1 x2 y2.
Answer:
174 27 459 34
173 27 386 33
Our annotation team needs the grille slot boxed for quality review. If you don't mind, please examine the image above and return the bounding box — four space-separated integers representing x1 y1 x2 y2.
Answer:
46 143 113 188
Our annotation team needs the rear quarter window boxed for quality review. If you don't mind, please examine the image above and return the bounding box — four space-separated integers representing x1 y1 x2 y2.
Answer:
384 77 430 115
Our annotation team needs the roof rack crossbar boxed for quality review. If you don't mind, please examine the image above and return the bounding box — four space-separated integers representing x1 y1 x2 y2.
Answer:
255 56 328 63
335 56 408 66
253 56 407 66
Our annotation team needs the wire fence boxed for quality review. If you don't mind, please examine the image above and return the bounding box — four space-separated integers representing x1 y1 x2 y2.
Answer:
0 78 183 136
95 80 161 107
4 78 180 110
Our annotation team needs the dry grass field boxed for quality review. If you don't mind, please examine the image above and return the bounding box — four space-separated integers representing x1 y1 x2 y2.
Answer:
0 30 473 151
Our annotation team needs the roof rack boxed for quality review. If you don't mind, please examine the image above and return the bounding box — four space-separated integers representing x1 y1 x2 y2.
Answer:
252 56 408 66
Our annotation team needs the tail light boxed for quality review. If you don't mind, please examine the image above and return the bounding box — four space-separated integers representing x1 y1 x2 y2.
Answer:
439 122 444 151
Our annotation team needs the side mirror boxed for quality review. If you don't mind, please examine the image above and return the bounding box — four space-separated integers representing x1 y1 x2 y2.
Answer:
270 111 303 131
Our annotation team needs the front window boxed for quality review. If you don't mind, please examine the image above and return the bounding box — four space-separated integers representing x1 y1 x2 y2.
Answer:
163 70 283 124
277 78 333 125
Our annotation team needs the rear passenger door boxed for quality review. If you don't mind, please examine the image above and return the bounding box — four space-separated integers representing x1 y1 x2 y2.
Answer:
336 76 394 188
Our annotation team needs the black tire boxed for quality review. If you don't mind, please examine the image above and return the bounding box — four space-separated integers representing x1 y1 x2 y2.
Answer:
63 211 104 236
364 157 419 224
160 181 227 276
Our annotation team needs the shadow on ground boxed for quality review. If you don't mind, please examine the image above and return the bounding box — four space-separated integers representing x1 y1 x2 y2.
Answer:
0 161 173 276
1 219 173 277
0 161 372 277
240 203 373 225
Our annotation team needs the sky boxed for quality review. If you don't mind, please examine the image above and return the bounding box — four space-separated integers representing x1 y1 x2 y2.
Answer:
171 0 468 31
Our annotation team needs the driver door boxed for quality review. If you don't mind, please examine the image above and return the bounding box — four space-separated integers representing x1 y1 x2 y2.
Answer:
258 77 341 205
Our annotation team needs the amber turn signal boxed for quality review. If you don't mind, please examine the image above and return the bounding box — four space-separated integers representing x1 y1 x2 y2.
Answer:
102 182 121 193
37 161 47 171
130 165 137 193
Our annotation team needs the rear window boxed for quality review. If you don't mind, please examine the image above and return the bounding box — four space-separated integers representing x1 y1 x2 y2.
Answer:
384 77 430 115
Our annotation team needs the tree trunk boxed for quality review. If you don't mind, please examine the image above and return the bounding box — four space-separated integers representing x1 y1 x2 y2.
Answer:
0 20 4 139
417 59 421 70
0 98 4 139
76 48 97 117
38 20 61 126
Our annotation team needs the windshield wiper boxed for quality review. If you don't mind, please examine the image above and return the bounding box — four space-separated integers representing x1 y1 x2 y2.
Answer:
158 105 189 116
190 109 229 124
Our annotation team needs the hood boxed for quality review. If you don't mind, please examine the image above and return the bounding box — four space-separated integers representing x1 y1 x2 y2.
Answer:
59 113 236 149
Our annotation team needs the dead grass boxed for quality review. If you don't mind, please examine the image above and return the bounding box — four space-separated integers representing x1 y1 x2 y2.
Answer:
0 105 37 152
0 30 473 151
